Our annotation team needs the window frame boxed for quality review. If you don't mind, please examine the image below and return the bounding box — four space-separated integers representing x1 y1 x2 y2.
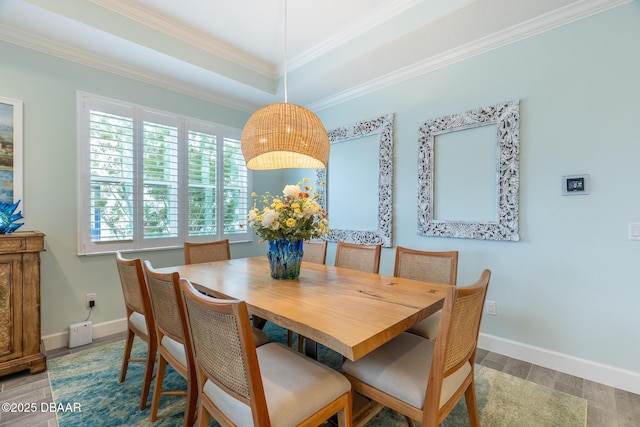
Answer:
76 91 252 255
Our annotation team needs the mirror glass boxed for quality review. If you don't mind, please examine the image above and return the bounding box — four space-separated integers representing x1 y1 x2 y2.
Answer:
434 124 497 221
327 134 379 230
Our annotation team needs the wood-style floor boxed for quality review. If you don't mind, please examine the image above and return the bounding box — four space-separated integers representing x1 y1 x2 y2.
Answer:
0 332 637 426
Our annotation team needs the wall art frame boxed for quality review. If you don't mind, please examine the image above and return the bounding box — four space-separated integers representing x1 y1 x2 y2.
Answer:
0 97 23 206
317 113 394 247
417 100 520 241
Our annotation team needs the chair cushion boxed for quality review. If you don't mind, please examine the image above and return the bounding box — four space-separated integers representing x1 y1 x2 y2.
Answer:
407 310 442 340
342 332 471 409
128 311 148 336
203 342 350 426
161 335 187 368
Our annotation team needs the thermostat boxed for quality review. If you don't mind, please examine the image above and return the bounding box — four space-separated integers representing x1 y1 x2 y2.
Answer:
562 174 590 196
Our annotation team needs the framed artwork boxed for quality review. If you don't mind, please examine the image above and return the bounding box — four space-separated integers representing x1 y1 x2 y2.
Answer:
0 97 23 205
317 114 394 247
417 100 520 241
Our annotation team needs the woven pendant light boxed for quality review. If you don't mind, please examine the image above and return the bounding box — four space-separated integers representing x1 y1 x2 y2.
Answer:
241 0 330 170
241 103 329 170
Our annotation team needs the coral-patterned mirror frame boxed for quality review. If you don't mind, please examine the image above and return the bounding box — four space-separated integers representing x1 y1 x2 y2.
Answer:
417 100 520 241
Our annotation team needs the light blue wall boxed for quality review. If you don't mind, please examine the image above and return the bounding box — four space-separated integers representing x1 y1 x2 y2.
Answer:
1 2 639 379
0 41 281 337
301 3 640 374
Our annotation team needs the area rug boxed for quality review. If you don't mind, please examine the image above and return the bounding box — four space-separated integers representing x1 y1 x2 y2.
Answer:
48 324 587 426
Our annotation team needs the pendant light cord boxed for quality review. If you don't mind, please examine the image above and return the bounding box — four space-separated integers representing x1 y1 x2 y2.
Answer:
283 0 288 103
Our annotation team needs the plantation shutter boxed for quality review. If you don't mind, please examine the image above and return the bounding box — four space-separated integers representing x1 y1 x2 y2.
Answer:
141 116 179 239
223 136 249 236
88 109 134 242
77 92 251 255
187 130 218 236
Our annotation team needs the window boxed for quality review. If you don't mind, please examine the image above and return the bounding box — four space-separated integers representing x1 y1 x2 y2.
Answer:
77 92 252 255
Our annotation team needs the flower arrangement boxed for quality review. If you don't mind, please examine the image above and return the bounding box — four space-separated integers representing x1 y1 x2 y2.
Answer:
247 179 329 243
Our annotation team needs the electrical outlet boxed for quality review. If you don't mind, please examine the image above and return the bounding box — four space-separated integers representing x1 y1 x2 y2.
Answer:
86 293 96 308
485 300 497 316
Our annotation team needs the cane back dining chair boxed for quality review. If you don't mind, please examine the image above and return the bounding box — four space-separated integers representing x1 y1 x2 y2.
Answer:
302 240 328 265
178 278 353 427
334 241 382 274
143 261 198 426
394 247 458 340
184 239 231 265
114 252 157 411
342 269 490 427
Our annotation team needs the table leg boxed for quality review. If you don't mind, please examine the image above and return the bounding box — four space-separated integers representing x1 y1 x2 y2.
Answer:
251 315 267 329
303 337 318 360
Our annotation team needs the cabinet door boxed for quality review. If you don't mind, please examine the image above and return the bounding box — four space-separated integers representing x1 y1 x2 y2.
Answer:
0 254 23 362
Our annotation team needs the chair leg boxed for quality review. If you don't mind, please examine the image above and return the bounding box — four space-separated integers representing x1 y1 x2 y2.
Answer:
183 375 198 427
119 329 135 383
336 392 353 427
139 339 157 410
150 356 167 422
403 416 416 427
465 381 481 427
287 330 306 353
197 405 210 427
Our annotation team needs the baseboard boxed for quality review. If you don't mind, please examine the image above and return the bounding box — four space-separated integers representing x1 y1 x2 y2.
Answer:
42 318 127 352
42 320 639 394
478 332 640 395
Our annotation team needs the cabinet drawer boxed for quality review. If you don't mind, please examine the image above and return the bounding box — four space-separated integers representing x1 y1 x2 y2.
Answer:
0 238 26 253
0 233 45 254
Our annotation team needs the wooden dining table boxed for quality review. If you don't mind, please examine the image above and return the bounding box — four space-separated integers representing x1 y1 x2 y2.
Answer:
158 256 449 362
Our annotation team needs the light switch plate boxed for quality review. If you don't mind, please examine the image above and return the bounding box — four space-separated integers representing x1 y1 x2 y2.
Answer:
629 223 640 240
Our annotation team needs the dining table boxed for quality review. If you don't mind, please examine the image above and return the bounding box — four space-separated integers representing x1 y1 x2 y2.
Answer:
157 255 449 362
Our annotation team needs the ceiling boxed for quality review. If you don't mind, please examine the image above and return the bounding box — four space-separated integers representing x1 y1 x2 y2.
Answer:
0 0 629 112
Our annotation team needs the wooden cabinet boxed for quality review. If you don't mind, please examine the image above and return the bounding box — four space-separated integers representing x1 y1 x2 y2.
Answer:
0 232 46 376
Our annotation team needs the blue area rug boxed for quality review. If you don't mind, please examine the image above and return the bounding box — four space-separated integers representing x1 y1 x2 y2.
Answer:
48 323 586 426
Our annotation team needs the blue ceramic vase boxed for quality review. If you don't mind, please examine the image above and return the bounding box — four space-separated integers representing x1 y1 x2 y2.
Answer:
267 239 303 280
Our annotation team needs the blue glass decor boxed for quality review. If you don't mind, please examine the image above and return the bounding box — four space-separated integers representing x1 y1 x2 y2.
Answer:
0 200 24 234
267 239 304 280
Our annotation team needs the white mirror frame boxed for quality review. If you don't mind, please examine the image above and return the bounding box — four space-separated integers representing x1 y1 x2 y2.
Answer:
417 100 520 241
317 114 394 247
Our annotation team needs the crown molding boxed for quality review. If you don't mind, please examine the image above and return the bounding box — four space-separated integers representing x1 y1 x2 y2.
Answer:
90 0 277 78
0 25 258 113
287 0 421 72
1 0 630 113
309 0 632 111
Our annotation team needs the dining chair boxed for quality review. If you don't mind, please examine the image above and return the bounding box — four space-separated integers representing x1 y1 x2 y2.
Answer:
394 247 458 340
184 239 231 264
286 239 329 352
143 261 198 427
334 241 382 274
342 269 491 427
114 252 157 411
178 277 353 427
303 239 328 264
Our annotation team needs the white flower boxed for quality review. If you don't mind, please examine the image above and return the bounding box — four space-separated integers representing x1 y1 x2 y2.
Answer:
248 209 258 221
303 200 321 217
261 209 279 227
283 184 302 198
